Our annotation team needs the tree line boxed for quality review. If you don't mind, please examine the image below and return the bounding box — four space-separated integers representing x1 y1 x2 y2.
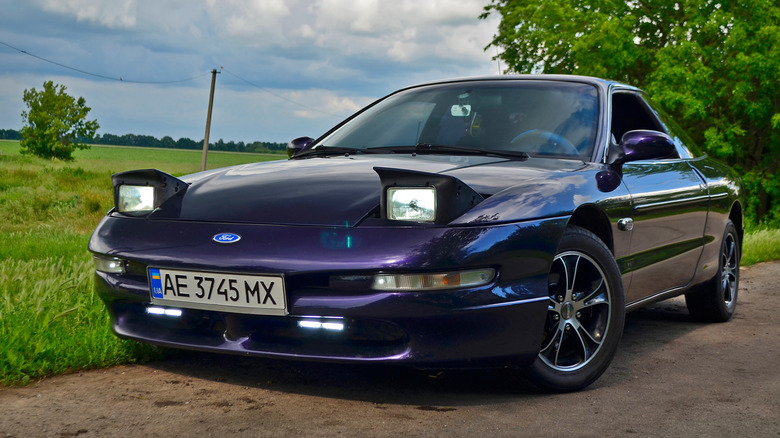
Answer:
0 129 21 140
1 128 285 154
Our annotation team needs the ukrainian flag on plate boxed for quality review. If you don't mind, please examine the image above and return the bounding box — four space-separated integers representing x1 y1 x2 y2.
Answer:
149 268 163 299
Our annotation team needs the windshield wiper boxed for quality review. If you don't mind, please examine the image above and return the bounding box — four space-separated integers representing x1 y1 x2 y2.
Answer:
413 143 529 160
294 146 369 158
296 144 530 161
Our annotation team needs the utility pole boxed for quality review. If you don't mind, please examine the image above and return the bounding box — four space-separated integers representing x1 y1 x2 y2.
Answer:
201 68 220 171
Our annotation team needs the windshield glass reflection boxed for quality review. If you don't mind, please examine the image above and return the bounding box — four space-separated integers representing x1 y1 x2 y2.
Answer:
317 81 599 158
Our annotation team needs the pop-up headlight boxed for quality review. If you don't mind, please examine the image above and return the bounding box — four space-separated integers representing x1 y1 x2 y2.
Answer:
111 169 188 217
375 167 484 225
387 187 436 222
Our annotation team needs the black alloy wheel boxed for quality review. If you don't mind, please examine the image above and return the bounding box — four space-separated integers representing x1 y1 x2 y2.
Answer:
523 226 625 392
685 219 740 322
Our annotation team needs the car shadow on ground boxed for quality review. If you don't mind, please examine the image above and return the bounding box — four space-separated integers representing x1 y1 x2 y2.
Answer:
145 296 703 405
602 296 703 386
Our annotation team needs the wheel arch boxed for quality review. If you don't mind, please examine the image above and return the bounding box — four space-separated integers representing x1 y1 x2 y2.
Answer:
567 205 614 254
729 201 744 256
523 218 626 392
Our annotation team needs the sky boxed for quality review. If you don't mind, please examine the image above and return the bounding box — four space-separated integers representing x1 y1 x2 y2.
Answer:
0 0 503 144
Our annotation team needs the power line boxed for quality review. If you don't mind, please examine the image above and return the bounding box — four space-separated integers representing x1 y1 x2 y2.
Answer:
1 39 347 120
0 40 210 84
221 68 342 118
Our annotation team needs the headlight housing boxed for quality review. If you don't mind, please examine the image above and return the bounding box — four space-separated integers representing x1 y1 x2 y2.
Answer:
375 167 483 225
111 169 188 217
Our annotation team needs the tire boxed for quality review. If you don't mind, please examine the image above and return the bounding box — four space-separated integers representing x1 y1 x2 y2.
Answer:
522 226 625 392
685 219 740 322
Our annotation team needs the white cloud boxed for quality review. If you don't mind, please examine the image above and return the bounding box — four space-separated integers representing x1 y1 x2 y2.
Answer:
323 93 362 114
307 0 499 69
314 0 382 34
209 87 372 141
34 0 138 28
436 19 500 62
387 38 419 63
313 0 485 34
291 92 363 119
204 0 292 43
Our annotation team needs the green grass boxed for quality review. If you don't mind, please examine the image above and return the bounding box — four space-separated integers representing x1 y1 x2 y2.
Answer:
1 140 283 176
0 139 283 385
0 138 778 386
742 228 780 266
0 140 281 234
0 255 162 385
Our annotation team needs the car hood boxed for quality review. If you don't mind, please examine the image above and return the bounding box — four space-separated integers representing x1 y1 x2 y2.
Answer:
175 155 591 226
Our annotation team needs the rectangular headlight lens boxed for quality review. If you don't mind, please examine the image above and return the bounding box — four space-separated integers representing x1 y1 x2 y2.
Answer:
387 187 436 222
372 268 496 291
118 185 155 214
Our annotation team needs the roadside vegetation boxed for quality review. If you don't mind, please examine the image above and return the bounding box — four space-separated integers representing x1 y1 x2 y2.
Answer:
742 228 780 266
1 138 778 386
0 140 282 385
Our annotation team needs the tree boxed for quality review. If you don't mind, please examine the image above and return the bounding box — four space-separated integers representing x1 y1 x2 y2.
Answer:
482 0 780 226
20 81 99 160
160 135 176 149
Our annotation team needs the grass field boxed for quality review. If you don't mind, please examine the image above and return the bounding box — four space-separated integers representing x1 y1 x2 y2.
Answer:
0 140 283 385
742 228 780 266
1 139 778 386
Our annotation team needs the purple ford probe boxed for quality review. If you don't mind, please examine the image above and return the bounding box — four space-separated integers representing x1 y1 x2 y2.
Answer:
89 75 743 391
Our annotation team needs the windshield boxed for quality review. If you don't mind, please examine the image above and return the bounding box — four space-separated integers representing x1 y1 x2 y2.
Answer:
315 80 599 158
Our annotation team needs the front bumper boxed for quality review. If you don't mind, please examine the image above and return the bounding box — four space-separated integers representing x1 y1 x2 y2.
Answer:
97 275 548 366
90 215 566 366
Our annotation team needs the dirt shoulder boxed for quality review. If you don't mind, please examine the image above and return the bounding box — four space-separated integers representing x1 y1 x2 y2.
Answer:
2 261 779 437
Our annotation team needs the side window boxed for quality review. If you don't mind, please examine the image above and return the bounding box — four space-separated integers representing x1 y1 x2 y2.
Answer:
611 92 680 159
611 92 665 140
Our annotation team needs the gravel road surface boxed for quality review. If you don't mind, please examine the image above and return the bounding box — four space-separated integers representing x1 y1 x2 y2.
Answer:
2 261 779 437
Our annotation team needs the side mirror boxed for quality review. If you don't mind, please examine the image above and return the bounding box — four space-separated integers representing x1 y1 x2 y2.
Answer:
287 136 314 158
609 130 676 165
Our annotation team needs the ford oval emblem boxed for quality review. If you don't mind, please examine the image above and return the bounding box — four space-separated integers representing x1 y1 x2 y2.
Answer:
213 233 241 244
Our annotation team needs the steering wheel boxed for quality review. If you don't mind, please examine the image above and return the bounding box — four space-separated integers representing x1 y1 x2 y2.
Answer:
510 130 579 155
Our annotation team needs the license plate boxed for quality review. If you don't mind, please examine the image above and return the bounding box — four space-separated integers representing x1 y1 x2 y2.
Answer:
148 268 287 315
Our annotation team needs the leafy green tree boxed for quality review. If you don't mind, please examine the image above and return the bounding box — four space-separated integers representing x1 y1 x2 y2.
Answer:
20 81 99 160
160 135 176 149
482 0 780 226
